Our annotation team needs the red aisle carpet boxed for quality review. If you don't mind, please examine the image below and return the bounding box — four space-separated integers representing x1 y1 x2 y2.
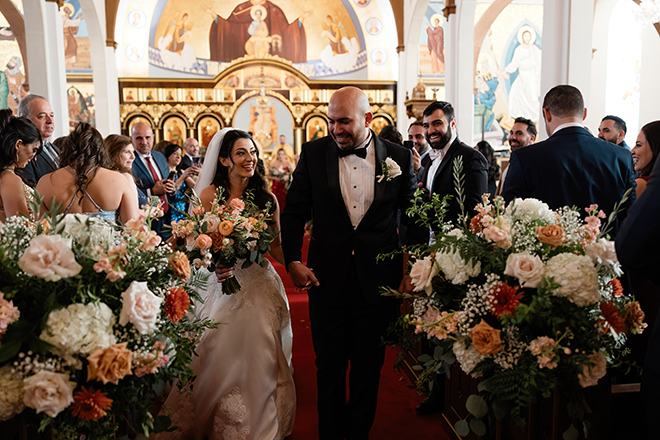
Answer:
270 245 450 439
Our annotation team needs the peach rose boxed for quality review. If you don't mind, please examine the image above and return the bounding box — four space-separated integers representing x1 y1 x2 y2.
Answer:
504 252 544 288
196 234 213 250
578 352 607 388
483 225 512 249
218 220 235 236
536 225 566 248
470 319 502 356
119 281 163 334
169 251 191 282
23 371 75 417
18 235 82 282
229 198 245 213
87 342 133 385
202 214 221 233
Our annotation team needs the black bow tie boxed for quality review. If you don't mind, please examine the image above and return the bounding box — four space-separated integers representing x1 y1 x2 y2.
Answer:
338 147 367 159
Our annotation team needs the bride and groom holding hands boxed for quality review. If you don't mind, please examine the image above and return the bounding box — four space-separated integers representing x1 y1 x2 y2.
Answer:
159 86 423 440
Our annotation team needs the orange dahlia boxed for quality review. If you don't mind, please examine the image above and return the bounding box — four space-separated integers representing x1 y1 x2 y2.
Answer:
72 387 112 421
165 286 190 323
490 282 524 317
169 251 191 283
600 301 626 334
609 278 624 297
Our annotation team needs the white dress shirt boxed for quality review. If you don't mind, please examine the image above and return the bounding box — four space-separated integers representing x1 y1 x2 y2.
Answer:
425 134 456 193
338 133 375 229
551 122 583 136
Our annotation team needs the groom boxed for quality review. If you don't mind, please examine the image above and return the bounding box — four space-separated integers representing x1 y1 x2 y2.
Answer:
281 86 421 439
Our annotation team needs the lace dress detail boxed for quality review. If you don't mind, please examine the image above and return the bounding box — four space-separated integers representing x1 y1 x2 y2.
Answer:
155 261 296 440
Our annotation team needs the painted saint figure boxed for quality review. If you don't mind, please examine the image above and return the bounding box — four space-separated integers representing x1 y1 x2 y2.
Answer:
206 0 307 63
501 27 542 121
62 5 83 64
426 17 444 74
166 13 193 54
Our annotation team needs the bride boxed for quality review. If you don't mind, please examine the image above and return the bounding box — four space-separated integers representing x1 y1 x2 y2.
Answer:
157 128 296 440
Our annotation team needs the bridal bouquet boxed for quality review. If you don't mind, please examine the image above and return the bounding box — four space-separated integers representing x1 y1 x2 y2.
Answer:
386 164 643 438
0 211 214 439
170 188 276 294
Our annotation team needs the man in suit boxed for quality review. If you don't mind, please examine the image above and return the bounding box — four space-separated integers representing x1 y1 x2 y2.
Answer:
281 86 421 440
495 116 536 196
420 101 488 224
598 115 630 150
408 121 430 176
17 95 58 186
503 85 636 236
178 137 200 172
616 158 660 439
131 122 174 235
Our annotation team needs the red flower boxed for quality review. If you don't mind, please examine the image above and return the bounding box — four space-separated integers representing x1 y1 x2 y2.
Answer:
165 286 190 323
470 213 484 233
600 301 626 334
609 278 623 297
490 282 524 317
72 387 112 421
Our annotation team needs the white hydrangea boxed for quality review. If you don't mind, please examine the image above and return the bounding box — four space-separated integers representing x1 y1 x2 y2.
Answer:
0 365 25 421
445 228 464 239
435 250 481 285
40 302 116 356
453 339 484 378
506 198 555 223
544 253 600 307
60 213 117 249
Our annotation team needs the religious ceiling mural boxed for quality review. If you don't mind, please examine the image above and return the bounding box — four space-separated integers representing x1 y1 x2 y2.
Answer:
418 0 445 78
0 3 25 113
116 0 396 81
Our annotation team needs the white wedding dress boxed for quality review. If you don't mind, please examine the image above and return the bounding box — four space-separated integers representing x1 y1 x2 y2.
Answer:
156 260 296 440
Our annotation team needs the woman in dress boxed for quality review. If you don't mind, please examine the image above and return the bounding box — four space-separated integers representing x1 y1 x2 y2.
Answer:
103 134 148 209
0 110 41 221
476 140 500 202
162 143 196 223
632 120 660 197
268 148 294 211
36 122 140 223
158 128 295 440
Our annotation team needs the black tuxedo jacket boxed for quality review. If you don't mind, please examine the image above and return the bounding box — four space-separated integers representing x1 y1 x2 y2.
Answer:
503 126 636 236
19 140 60 187
177 153 193 172
281 133 421 304
419 138 488 223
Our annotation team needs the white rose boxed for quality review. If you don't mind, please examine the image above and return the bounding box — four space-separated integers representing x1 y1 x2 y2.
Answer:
119 281 163 334
585 238 623 276
384 157 402 179
0 365 25 421
22 371 74 418
409 255 439 294
506 198 555 223
504 252 545 288
18 235 82 281
202 214 221 233
545 253 599 307
185 234 197 252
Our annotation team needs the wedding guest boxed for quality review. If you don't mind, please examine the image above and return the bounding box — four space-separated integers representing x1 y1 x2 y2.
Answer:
281 86 423 440
378 124 404 145
153 139 170 154
103 134 148 208
36 122 139 224
162 143 196 223
475 140 500 201
0 110 41 221
632 120 660 198
268 148 294 210
178 137 201 172
16 95 58 187
496 117 536 196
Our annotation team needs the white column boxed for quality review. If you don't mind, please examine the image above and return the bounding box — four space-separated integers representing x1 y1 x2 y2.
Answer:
23 0 69 138
80 0 121 136
638 24 660 128
396 48 408 133
540 0 594 139
445 0 477 143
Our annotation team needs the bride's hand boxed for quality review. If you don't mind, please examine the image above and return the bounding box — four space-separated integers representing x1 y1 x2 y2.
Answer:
215 264 233 283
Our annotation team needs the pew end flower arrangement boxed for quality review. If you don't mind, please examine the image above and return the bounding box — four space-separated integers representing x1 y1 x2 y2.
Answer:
0 195 214 439
169 187 276 295
382 158 644 439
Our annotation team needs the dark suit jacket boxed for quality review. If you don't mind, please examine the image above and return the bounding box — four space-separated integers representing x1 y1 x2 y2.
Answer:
503 126 636 236
281 133 421 305
132 151 170 195
177 153 193 173
419 138 488 223
19 140 60 187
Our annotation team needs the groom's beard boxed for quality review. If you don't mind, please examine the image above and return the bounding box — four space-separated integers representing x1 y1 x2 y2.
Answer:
428 126 453 150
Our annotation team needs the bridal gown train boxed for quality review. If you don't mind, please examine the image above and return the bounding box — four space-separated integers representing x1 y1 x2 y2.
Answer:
156 260 296 440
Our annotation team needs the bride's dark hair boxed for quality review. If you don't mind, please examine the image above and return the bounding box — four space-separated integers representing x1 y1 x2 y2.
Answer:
212 129 274 212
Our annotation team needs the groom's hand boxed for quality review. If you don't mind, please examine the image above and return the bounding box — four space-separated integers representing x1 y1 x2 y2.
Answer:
287 261 319 291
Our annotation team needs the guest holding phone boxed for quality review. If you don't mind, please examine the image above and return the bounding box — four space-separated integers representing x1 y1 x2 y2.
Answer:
163 143 197 223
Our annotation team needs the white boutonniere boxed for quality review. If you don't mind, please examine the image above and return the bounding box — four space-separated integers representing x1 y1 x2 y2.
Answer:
377 157 402 183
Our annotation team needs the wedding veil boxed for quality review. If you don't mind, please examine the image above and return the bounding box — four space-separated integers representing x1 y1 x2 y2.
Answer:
194 127 233 196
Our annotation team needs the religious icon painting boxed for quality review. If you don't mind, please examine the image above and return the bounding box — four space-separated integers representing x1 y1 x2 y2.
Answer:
366 18 382 36
142 88 157 102
290 89 302 102
197 116 221 148
128 9 147 29
162 115 187 147
305 116 327 142
223 89 235 102
127 116 152 134
184 88 196 102
354 0 370 7
381 90 394 103
364 90 376 103
123 88 138 103
125 44 144 62
371 48 387 65
162 88 176 102
202 89 215 102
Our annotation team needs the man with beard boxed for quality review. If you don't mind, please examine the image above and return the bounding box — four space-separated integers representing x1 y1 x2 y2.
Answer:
408 121 430 175
420 101 488 224
496 116 536 196
598 115 630 150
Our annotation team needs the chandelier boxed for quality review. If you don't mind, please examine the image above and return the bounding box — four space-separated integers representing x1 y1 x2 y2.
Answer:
633 0 660 26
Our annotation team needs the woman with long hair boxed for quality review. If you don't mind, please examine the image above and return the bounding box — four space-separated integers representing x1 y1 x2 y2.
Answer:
36 122 139 223
476 140 500 201
0 110 41 220
162 143 196 223
632 120 660 197
103 133 148 208
157 129 295 440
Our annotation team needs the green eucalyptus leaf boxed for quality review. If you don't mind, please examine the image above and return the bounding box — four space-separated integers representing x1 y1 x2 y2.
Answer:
417 354 432 363
433 345 444 360
563 424 579 440
470 418 487 436
455 420 470 437
466 394 488 418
